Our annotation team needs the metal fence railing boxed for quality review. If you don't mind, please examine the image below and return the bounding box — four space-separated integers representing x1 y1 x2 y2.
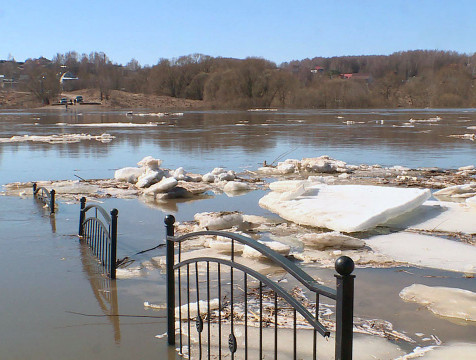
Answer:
164 214 355 360
33 183 55 214
79 197 118 279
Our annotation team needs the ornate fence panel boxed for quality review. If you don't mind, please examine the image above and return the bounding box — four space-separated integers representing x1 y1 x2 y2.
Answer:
32 183 55 214
165 215 355 360
78 197 118 279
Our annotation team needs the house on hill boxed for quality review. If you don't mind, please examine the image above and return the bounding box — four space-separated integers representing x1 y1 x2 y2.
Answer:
311 66 325 74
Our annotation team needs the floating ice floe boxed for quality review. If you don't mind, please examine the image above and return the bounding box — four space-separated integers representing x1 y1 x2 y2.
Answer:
259 183 431 232
135 169 165 188
0 133 115 144
137 156 162 170
63 122 160 127
449 133 476 141
223 181 252 195
242 240 291 259
409 117 441 123
258 155 350 175
194 211 244 230
114 167 144 183
175 299 220 319
398 343 476 359
143 177 179 196
385 200 476 234
115 267 145 279
433 183 476 199
365 232 476 274
399 284 476 322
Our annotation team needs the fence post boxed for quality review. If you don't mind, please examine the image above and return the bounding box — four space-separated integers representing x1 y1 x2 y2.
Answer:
165 214 176 346
50 189 55 214
32 183 37 195
334 256 355 360
79 197 86 237
110 208 118 280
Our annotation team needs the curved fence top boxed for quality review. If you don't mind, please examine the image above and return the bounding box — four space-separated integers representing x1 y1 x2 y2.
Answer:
168 229 337 300
82 204 112 225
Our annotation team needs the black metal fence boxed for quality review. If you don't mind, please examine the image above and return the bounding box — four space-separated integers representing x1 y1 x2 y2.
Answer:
33 183 55 214
165 215 355 360
79 197 118 279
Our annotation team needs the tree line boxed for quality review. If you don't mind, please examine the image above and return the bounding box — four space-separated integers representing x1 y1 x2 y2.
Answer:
2 50 476 108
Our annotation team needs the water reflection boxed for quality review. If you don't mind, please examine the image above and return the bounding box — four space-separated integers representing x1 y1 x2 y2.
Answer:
33 196 56 233
79 243 121 344
2 109 476 184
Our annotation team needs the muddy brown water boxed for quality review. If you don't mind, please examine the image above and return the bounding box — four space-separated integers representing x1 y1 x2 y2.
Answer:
1 108 476 359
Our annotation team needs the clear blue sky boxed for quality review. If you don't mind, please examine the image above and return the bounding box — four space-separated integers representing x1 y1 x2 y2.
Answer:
1 0 475 66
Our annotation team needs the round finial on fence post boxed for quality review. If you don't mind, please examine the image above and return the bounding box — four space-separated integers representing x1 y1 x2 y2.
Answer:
335 256 355 276
111 208 119 217
164 214 176 226
80 197 86 209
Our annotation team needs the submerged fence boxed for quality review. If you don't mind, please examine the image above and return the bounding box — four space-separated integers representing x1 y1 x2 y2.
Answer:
32 183 55 214
165 215 355 360
79 197 118 279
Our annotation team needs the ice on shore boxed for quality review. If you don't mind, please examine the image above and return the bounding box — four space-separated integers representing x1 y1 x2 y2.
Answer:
366 232 476 274
259 183 431 232
399 284 476 322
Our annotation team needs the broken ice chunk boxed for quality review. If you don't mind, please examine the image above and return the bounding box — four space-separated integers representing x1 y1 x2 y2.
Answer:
143 177 178 196
300 232 365 250
366 232 476 274
114 167 144 183
242 240 291 259
399 284 476 322
194 211 244 230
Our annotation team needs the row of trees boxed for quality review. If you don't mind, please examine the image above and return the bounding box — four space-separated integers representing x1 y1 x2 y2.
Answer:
2 50 476 108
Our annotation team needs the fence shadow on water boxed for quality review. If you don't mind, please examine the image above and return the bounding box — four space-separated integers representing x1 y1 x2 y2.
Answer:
164 215 355 360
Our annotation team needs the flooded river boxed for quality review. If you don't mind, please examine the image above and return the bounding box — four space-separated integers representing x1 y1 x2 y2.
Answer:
1 108 475 359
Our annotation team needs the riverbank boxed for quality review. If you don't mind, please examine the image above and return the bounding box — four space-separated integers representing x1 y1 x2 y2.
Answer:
0 89 210 110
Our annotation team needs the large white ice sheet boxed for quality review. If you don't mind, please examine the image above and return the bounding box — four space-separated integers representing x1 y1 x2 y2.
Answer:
366 232 476 274
259 184 431 232
385 200 476 234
